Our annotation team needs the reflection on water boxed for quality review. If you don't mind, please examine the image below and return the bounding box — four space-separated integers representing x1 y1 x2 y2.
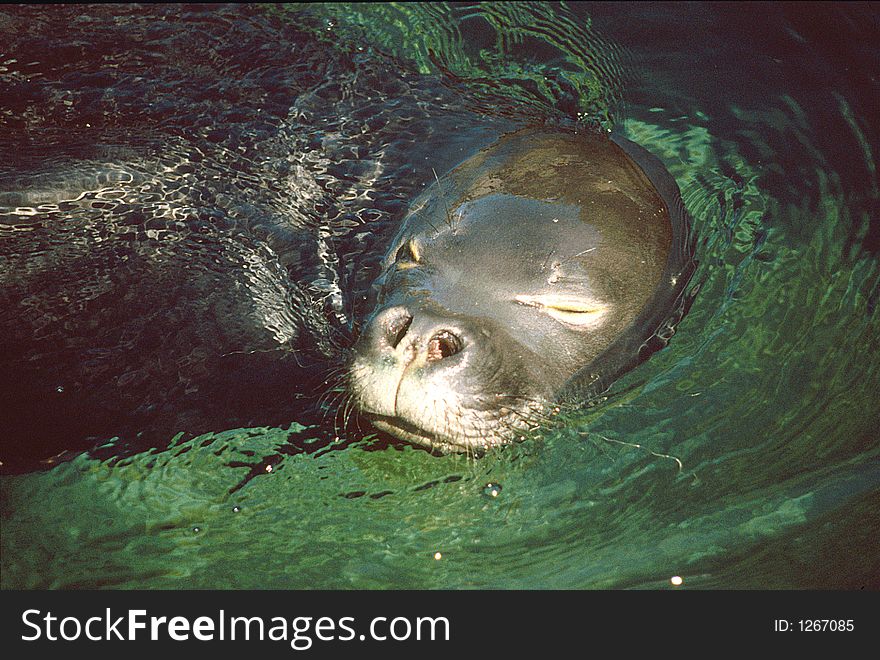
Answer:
1 3 878 589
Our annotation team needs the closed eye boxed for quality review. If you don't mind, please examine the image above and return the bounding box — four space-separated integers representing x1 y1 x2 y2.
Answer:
514 294 607 329
393 239 421 269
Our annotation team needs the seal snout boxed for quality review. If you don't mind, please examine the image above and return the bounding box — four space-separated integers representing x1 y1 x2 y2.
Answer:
366 305 465 365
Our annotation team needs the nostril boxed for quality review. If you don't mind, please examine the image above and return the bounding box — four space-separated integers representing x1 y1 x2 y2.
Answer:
426 330 462 361
386 311 413 349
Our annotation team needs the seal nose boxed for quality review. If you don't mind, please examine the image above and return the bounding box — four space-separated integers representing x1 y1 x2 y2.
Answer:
382 307 414 349
366 305 464 361
425 329 462 361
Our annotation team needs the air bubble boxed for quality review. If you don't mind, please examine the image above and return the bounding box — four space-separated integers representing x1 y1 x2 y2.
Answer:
483 482 502 498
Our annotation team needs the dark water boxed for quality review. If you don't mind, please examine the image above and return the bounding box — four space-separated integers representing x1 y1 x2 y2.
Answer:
1 3 878 589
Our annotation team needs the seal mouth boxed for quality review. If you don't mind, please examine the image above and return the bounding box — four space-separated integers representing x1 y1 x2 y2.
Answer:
366 412 500 453
367 413 460 452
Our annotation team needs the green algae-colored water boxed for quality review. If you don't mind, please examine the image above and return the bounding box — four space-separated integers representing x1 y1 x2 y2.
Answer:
1 3 878 589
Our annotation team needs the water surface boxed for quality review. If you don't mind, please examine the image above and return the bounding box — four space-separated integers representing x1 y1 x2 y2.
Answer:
1 3 878 589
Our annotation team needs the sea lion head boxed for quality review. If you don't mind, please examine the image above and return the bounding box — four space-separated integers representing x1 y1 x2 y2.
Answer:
348 129 691 452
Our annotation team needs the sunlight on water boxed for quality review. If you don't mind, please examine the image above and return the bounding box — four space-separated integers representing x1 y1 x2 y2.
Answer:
1 3 878 589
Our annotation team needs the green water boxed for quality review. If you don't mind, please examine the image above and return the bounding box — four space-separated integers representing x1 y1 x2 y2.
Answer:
1 3 878 589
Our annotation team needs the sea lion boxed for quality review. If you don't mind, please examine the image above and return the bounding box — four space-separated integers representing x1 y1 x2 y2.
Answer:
348 128 694 452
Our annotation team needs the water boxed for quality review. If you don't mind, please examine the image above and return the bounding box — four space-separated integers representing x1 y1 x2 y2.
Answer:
1 3 878 589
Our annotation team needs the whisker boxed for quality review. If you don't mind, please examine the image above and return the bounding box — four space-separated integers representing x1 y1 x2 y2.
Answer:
588 432 684 473
414 206 441 236
316 378 345 410
324 389 347 423
432 167 455 231
559 246 597 264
